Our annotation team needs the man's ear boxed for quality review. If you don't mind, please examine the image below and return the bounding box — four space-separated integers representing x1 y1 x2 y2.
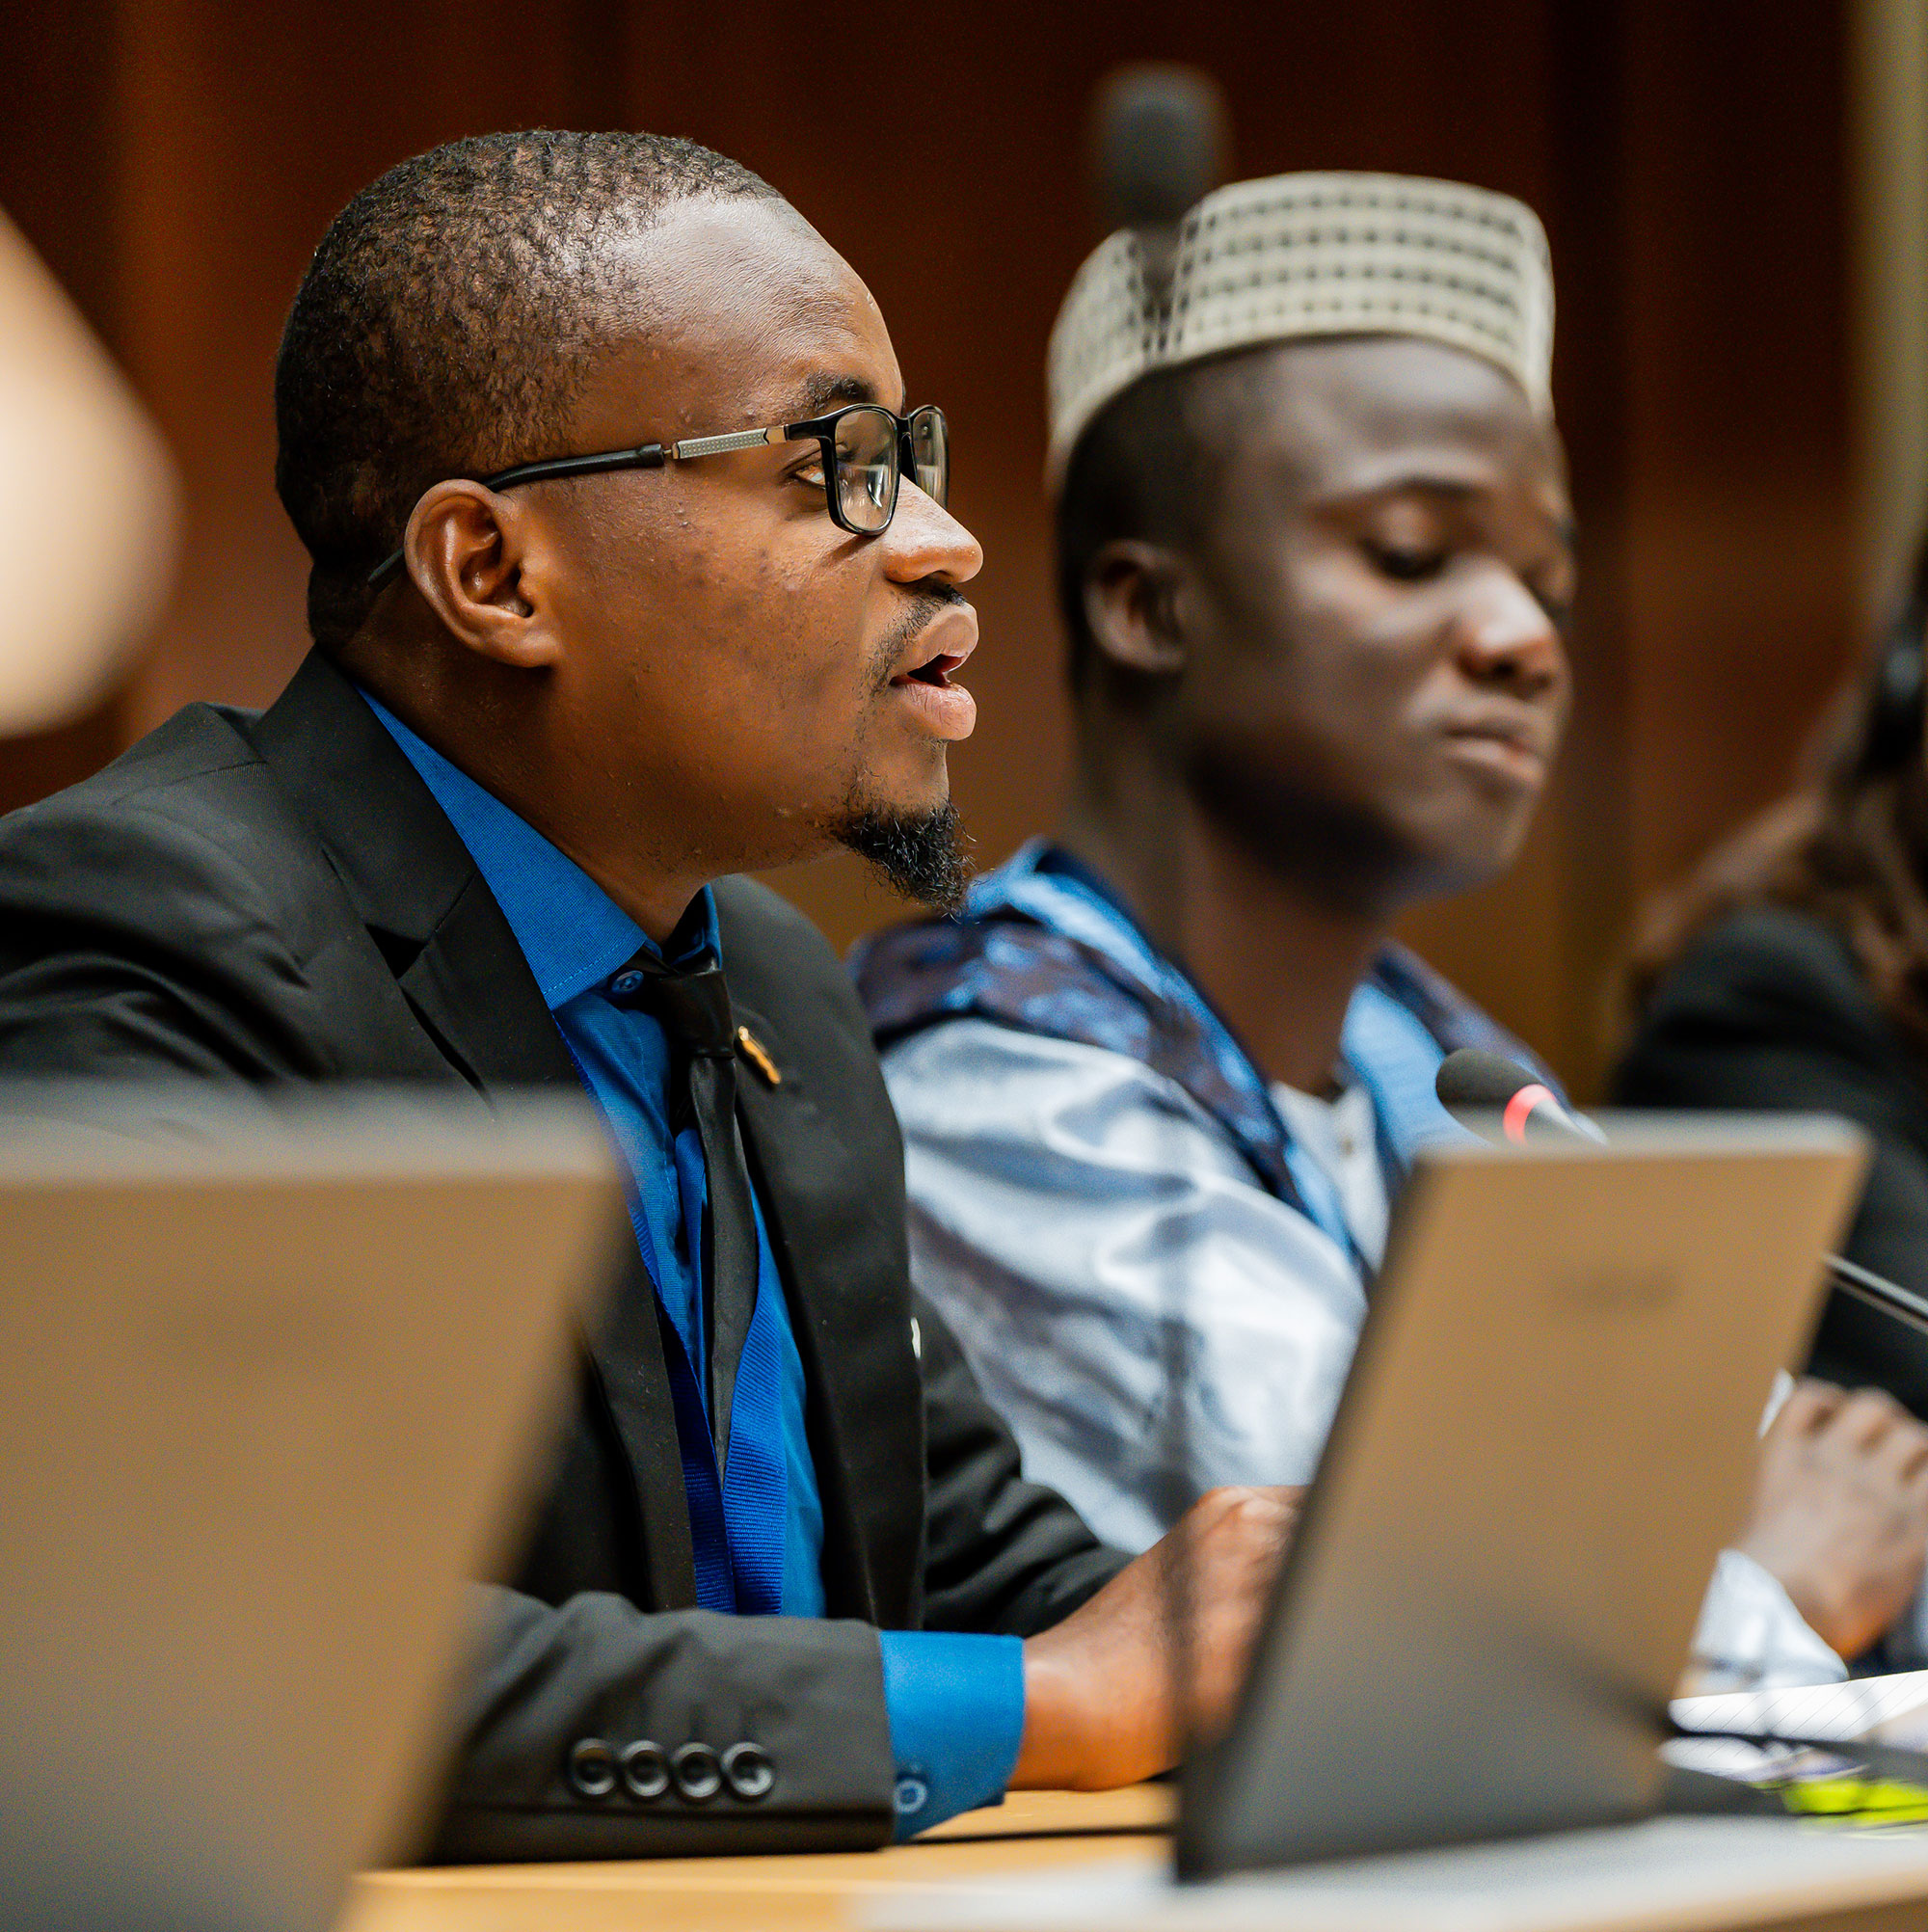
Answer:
401 481 562 669
1083 540 1190 677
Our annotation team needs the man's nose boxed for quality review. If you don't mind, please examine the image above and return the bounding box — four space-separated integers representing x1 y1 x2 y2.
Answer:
884 480 983 588
1452 569 1566 695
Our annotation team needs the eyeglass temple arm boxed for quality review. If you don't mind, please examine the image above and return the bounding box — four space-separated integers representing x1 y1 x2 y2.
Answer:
364 444 672 587
365 428 804 588
668 426 795 459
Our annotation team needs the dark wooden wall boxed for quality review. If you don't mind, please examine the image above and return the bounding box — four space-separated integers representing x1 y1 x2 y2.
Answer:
0 0 1859 1095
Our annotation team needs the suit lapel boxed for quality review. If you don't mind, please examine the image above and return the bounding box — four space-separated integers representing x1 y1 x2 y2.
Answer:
391 878 701 1607
392 871 577 1091
248 650 699 1608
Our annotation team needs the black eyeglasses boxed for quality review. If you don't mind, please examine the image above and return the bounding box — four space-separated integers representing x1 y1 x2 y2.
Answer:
367 402 950 588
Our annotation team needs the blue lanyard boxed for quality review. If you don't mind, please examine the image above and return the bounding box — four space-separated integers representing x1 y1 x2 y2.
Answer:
1339 980 1473 1172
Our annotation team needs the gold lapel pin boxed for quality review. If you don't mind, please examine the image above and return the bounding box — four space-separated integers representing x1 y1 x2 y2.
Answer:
735 1024 782 1087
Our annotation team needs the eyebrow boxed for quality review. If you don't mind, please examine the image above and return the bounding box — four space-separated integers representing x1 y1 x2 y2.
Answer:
787 371 906 419
1327 473 1577 549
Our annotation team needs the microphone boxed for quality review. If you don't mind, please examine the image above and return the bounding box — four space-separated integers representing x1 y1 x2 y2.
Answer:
1433 1047 1606 1145
1091 66 1227 299
1433 1047 1928 1341
1093 65 1227 232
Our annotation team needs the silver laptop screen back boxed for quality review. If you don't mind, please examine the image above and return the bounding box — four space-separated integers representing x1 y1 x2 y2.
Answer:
1183 1118 1867 1875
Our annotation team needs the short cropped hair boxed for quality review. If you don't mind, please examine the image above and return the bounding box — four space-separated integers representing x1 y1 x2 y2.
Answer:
1054 352 1256 695
275 128 781 651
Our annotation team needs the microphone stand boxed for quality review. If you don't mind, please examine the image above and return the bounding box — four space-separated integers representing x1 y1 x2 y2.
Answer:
1826 1252 1928 1340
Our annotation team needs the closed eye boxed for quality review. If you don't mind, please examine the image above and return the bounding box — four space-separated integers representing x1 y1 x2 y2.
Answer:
1364 539 1448 583
1528 576 1574 627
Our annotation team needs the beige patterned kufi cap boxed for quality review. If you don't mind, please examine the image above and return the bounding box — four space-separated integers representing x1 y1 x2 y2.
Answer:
1046 171 1554 489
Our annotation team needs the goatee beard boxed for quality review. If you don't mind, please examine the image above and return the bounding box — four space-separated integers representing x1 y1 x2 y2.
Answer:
834 796 974 914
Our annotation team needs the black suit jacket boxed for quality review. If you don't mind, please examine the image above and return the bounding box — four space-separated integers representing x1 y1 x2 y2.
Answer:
0 650 1125 1860
1614 902 1928 1417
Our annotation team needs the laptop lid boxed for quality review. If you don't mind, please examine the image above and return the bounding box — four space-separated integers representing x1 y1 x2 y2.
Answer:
0 1087 622 1932
1180 1117 1867 1877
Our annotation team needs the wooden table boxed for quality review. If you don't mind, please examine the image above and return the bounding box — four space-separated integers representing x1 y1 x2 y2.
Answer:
337 1784 1928 1932
338 1786 1172 1932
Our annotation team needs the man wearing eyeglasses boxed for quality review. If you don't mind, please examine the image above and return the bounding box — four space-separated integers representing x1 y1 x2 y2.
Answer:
0 131 1295 1859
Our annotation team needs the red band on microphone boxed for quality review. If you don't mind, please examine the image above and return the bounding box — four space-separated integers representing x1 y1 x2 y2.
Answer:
1502 1084 1556 1144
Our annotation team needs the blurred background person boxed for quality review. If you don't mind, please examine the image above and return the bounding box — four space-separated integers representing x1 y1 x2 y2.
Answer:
858 164 1928 1681
859 166 1570 1550
0 209 174 733
1619 532 1928 1423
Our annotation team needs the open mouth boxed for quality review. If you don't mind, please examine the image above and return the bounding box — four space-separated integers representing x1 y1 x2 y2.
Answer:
887 611 979 741
899 653 968 690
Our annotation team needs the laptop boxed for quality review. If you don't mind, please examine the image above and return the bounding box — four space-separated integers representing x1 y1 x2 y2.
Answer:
1180 1116 1869 1877
0 1086 622 1932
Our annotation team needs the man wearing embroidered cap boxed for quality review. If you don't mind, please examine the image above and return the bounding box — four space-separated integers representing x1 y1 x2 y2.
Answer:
858 169 1928 1680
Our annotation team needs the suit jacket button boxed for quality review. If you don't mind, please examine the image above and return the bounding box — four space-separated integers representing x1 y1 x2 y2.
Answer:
672 1741 722 1802
722 1741 775 1801
567 1738 618 1799
622 1740 671 1800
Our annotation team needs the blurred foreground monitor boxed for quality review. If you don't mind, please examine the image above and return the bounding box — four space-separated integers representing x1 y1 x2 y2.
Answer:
0 1085 620 1932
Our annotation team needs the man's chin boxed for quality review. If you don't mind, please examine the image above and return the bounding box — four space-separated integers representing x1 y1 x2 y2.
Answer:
833 795 974 914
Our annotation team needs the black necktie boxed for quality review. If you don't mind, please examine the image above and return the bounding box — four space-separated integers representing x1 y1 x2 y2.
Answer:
610 952 758 1469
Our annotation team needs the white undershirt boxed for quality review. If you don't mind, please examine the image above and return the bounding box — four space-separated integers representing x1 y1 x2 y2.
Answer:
1271 1079 1391 1268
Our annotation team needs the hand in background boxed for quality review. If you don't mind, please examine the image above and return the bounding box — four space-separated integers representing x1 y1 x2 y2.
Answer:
1738 1378 1928 1660
1010 1484 1300 1790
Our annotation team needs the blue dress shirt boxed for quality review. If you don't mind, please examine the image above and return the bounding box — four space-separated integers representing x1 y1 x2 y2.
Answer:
362 694 1023 1834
